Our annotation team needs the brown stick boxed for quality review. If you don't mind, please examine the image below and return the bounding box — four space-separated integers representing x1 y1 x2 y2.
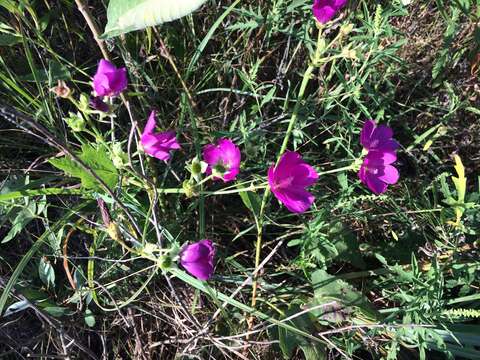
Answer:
63 227 77 290
74 0 111 60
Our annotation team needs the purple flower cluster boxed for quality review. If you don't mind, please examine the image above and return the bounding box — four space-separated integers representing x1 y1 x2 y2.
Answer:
358 120 400 194
86 25 402 283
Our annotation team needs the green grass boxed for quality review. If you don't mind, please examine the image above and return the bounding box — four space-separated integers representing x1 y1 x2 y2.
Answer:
0 0 479 359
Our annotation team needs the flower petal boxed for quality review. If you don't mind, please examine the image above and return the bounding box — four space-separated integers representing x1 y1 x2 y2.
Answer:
143 111 157 135
273 186 315 213
97 59 117 74
365 173 388 194
313 4 337 24
360 119 376 149
180 240 215 280
291 163 319 187
365 151 397 165
378 164 399 185
371 125 393 143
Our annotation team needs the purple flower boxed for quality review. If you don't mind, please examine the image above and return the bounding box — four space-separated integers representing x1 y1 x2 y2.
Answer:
89 96 109 112
268 151 318 213
141 111 180 161
360 119 399 153
180 240 215 281
358 151 399 194
92 59 128 97
203 139 241 182
312 0 347 24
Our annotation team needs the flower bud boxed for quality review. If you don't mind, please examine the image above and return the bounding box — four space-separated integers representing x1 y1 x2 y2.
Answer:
189 156 208 182
50 80 71 98
159 255 172 270
341 48 357 60
183 180 197 198
340 23 354 37
78 93 90 112
112 143 128 168
107 222 121 242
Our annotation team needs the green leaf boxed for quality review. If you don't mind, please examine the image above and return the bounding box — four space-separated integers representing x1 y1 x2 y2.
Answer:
102 0 208 38
277 304 326 359
310 270 380 323
84 309 96 327
19 60 71 83
2 199 40 243
43 306 69 317
238 185 261 218
38 257 55 289
49 144 118 190
0 33 22 46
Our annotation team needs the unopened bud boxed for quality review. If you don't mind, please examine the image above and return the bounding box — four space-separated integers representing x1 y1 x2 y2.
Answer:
159 255 172 270
183 180 197 198
112 143 128 168
188 157 208 182
341 48 357 60
50 80 71 98
340 23 354 36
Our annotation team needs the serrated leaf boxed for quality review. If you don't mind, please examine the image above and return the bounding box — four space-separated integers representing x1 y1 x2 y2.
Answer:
2 201 37 243
49 144 118 190
103 0 207 38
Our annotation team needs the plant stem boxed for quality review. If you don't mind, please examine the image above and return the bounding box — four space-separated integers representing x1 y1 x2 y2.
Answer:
250 26 325 311
317 164 356 176
74 0 110 60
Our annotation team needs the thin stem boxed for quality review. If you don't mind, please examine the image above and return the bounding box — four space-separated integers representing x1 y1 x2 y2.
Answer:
250 27 325 312
317 164 355 176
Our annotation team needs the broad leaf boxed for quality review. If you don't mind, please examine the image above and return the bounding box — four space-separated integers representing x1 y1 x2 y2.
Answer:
310 270 380 323
38 257 55 289
103 0 208 38
49 144 118 191
277 304 326 359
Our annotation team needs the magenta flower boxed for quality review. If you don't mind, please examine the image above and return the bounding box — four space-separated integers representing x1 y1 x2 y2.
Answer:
268 151 318 213
312 0 347 24
89 96 109 112
203 139 241 182
360 119 399 153
358 151 399 194
180 240 215 281
92 59 128 97
141 111 180 161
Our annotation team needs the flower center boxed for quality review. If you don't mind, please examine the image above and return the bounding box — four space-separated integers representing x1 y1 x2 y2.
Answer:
365 166 379 175
274 176 294 190
369 139 379 148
